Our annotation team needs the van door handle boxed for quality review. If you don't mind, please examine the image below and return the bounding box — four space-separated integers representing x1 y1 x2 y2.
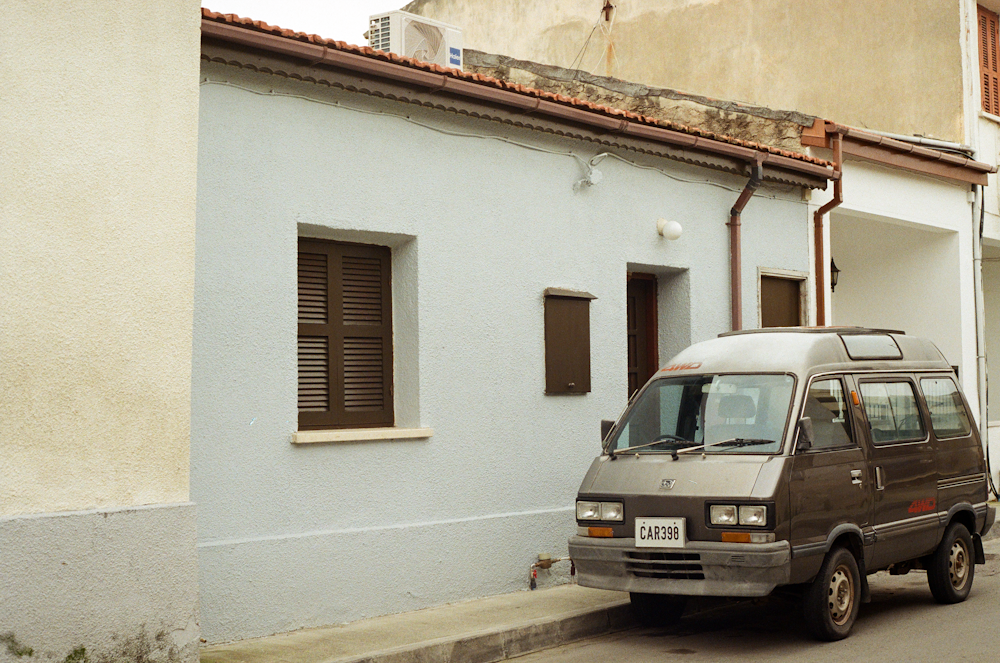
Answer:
875 466 885 491
851 469 863 486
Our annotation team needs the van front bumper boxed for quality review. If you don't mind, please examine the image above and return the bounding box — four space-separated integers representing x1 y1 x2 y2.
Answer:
568 535 791 597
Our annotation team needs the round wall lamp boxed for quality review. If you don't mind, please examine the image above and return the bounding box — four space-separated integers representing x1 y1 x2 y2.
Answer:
657 218 683 240
830 258 840 292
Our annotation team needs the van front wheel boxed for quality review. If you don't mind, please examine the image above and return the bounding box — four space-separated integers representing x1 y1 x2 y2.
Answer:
803 546 860 641
629 592 686 626
927 521 974 604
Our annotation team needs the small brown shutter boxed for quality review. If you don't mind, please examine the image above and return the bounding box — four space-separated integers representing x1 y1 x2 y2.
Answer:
760 276 802 328
980 6 1000 115
299 239 393 429
544 288 596 394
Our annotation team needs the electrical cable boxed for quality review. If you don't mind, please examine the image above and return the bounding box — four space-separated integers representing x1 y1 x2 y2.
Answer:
200 79 806 205
568 20 601 73
569 3 620 76
592 4 620 76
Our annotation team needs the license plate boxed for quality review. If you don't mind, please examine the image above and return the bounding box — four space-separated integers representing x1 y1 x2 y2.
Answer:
635 517 686 548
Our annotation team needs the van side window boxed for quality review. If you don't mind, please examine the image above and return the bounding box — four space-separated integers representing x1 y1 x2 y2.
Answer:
858 381 926 444
802 378 854 450
920 378 972 438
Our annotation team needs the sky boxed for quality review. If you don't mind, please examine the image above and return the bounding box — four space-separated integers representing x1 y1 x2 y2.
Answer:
202 0 408 46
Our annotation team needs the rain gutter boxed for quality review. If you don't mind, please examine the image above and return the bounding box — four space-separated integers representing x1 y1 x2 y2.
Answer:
813 129 844 326
727 155 764 331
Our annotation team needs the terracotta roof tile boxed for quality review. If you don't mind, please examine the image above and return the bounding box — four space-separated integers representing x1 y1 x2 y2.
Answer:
201 8 831 168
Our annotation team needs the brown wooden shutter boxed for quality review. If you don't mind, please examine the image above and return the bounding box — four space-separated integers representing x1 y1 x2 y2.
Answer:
544 288 596 394
760 276 803 328
298 239 393 429
980 6 1000 115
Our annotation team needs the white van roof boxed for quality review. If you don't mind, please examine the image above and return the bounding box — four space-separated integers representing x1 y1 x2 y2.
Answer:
659 327 950 378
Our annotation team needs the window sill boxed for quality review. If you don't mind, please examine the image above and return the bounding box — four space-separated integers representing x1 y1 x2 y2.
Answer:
292 427 434 444
980 110 1000 125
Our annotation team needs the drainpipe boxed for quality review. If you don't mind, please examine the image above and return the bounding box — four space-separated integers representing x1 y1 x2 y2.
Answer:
728 155 765 331
971 185 996 496
813 128 844 326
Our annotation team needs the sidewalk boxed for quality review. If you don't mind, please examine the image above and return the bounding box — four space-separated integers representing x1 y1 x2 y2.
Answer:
200 584 634 663
204 504 999 663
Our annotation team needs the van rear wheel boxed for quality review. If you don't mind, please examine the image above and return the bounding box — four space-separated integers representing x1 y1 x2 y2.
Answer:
803 546 860 641
927 521 974 604
629 592 686 626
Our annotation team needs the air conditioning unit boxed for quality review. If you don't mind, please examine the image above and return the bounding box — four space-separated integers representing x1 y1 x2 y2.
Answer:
368 10 463 70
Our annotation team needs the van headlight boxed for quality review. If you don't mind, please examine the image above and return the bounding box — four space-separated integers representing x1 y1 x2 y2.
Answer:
739 505 767 526
710 505 738 526
577 500 624 522
709 504 768 527
601 502 624 521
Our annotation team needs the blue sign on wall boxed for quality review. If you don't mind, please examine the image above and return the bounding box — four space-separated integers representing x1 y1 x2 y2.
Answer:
449 47 461 66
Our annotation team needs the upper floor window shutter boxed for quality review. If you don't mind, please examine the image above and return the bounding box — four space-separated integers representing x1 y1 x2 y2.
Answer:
979 6 1000 115
298 239 393 430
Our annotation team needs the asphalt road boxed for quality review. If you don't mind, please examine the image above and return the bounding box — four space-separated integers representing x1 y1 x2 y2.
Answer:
517 540 1000 663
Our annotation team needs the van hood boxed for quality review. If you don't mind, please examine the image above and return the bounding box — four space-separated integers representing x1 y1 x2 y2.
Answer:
579 454 773 498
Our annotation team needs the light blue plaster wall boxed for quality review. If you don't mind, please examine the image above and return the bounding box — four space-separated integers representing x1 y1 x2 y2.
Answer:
193 62 810 642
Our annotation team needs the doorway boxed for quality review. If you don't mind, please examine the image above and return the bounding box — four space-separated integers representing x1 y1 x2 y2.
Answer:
627 273 658 397
760 275 804 327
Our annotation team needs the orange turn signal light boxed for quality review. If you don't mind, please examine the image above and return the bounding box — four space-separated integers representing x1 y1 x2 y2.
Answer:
851 390 860 406
588 527 614 538
720 531 752 543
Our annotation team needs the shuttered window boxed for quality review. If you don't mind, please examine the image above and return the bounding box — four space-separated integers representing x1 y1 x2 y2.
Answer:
979 6 1000 115
298 239 393 429
544 288 596 394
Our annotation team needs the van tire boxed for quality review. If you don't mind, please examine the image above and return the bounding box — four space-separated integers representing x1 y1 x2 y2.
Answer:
803 546 860 641
629 592 686 626
927 521 974 604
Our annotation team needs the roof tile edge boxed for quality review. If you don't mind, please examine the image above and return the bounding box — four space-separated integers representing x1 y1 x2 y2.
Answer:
200 8 833 174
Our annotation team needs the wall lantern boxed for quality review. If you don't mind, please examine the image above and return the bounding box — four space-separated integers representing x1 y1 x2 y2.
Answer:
830 258 840 292
657 218 683 240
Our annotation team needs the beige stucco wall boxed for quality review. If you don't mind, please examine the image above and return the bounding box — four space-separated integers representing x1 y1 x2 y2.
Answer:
407 0 966 142
0 0 201 516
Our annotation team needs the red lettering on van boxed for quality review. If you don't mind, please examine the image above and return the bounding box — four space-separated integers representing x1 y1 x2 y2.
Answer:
907 498 936 514
661 362 702 372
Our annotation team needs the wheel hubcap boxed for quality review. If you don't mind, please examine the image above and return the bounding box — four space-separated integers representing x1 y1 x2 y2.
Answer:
827 564 854 626
949 539 969 590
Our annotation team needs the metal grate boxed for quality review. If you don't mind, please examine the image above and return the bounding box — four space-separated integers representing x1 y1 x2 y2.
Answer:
625 551 704 580
369 16 391 52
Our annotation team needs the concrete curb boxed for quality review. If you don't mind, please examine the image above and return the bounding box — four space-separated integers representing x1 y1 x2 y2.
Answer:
323 601 635 663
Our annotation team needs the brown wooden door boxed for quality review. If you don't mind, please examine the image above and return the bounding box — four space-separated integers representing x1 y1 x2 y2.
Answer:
761 276 802 328
627 274 658 397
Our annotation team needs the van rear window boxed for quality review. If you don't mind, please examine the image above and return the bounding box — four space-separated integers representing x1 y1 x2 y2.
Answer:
840 334 902 360
920 378 973 438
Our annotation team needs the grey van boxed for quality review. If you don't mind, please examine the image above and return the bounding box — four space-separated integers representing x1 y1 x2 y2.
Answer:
569 328 995 640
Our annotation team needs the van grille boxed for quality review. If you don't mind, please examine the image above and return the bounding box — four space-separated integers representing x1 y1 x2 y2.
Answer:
625 551 705 580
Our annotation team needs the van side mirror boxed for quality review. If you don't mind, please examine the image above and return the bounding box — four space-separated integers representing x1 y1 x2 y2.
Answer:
601 419 615 442
797 417 814 452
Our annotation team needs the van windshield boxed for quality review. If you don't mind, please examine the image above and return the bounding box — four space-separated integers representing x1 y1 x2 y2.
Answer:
607 374 795 456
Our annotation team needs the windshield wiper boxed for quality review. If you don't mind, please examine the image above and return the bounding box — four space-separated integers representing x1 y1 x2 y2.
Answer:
712 438 776 448
672 443 708 460
608 434 692 459
668 439 776 460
